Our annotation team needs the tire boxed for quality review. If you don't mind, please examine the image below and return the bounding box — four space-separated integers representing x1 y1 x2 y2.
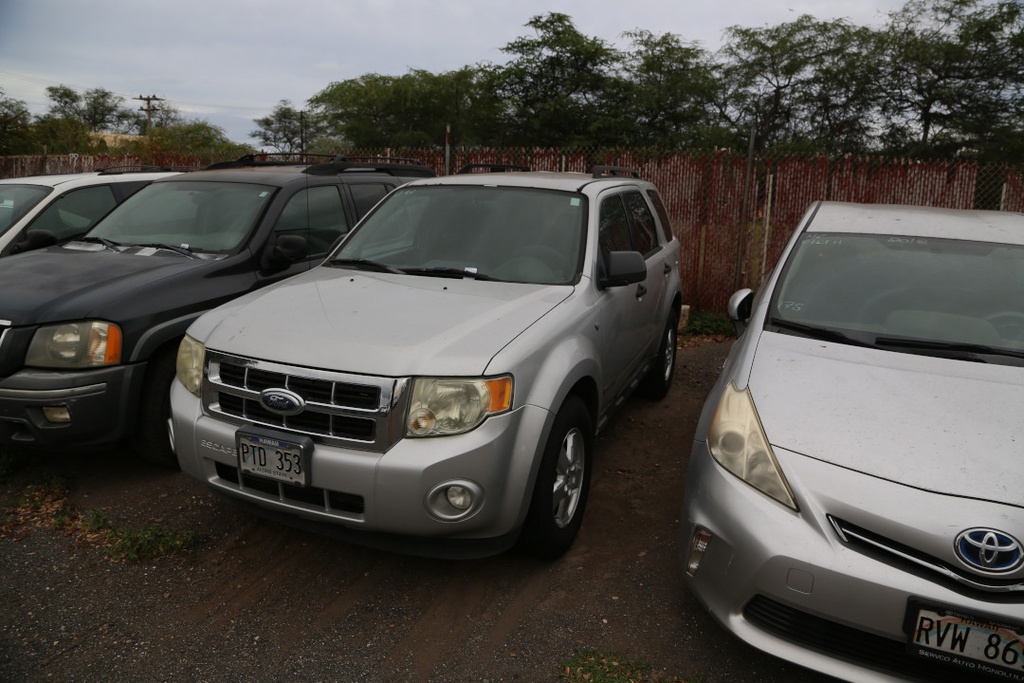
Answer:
637 308 679 401
130 346 180 468
517 396 593 559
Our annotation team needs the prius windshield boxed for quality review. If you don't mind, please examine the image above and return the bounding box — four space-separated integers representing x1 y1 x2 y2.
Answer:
331 185 585 285
770 232 1024 355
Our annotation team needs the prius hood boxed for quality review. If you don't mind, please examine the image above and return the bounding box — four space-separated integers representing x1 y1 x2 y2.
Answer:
194 268 572 377
747 332 1024 508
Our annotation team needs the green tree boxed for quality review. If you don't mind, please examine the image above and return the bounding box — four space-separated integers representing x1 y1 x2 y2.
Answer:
0 87 35 154
879 0 1024 160
310 67 497 148
42 85 141 133
716 15 884 155
251 100 317 153
613 30 720 149
492 13 621 146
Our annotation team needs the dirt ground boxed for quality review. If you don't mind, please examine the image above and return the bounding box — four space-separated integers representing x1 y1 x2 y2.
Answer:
0 337 832 683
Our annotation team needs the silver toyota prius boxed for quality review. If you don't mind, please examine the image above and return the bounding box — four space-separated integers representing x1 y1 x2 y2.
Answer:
683 201 1024 682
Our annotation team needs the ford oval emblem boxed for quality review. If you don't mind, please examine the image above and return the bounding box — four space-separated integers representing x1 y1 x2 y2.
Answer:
954 528 1023 574
258 388 305 416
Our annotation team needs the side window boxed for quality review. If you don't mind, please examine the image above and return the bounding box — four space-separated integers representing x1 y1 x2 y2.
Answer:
31 186 118 240
598 195 632 266
349 183 391 219
623 191 657 256
275 186 349 255
645 189 673 243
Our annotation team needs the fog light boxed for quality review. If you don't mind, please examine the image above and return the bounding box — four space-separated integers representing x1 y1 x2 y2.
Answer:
446 485 473 511
425 480 483 521
42 406 71 423
686 526 713 576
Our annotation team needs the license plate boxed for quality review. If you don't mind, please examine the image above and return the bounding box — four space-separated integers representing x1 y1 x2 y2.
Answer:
907 601 1024 681
236 428 313 486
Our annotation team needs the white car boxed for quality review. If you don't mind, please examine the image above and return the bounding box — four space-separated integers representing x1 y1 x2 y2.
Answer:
0 166 183 256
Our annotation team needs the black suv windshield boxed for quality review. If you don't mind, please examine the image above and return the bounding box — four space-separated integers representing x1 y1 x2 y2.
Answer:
86 180 275 253
331 185 585 285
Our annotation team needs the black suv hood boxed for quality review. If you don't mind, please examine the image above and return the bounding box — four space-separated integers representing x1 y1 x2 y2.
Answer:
0 247 234 325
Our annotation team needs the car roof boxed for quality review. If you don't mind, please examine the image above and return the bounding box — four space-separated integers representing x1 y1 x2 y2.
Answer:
0 169 182 189
807 201 1024 245
405 168 658 194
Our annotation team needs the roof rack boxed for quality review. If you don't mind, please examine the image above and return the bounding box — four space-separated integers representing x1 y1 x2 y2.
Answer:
96 165 195 174
592 165 640 179
304 156 435 178
456 163 531 174
203 153 337 171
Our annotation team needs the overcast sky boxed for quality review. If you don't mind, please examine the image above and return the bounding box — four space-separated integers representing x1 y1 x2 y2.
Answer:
0 0 908 144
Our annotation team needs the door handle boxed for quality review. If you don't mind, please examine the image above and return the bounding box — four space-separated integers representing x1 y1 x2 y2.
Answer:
636 284 648 299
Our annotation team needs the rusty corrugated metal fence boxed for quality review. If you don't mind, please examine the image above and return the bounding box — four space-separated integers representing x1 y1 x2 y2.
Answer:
2 149 1022 313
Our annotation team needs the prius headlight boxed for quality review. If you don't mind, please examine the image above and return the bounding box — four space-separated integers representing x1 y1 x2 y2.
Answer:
26 321 122 368
406 376 513 437
708 382 797 510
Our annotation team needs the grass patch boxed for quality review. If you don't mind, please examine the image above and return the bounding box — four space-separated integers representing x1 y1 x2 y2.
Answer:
559 649 693 683
684 310 735 338
1 476 199 561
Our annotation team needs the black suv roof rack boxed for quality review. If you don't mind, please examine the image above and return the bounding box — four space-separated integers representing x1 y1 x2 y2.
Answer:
456 163 531 174
305 156 435 178
96 165 195 174
203 153 338 171
592 165 640 179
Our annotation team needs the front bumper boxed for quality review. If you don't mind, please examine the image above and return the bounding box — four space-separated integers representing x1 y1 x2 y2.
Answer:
171 380 552 557
683 439 1024 683
0 364 144 450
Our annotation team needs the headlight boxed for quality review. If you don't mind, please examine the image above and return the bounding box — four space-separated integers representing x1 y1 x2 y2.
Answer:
175 335 205 396
25 321 122 368
406 376 513 437
708 382 797 510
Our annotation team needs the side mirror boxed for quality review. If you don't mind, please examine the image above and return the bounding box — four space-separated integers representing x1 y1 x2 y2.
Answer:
263 234 309 271
6 229 58 255
728 288 754 337
600 251 646 288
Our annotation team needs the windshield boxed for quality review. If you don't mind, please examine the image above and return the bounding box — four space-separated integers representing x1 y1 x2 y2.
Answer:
770 232 1024 359
331 185 585 285
86 180 275 253
0 184 52 233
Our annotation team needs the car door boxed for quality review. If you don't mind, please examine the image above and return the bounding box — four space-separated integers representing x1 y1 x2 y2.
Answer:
595 190 660 403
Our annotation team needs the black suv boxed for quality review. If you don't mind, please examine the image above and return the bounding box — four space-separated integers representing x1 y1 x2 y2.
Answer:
0 155 434 465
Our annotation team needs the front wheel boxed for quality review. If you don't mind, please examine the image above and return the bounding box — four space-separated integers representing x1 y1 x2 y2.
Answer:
130 347 180 468
517 396 593 559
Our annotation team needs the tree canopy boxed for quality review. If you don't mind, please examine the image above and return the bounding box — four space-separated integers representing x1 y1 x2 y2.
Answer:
3 0 1022 162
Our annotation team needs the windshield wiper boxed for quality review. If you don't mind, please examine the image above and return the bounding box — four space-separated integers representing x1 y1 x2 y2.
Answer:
330 258 405 275
401 266 496 281
136 242 199 259
873 336 1024 363
77 235 122 250
768 317 874 347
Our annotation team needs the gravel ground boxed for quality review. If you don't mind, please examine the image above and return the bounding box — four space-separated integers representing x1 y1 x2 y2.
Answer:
0 337 833 683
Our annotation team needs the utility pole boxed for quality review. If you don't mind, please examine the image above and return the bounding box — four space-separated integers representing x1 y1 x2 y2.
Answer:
135 94 164 134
